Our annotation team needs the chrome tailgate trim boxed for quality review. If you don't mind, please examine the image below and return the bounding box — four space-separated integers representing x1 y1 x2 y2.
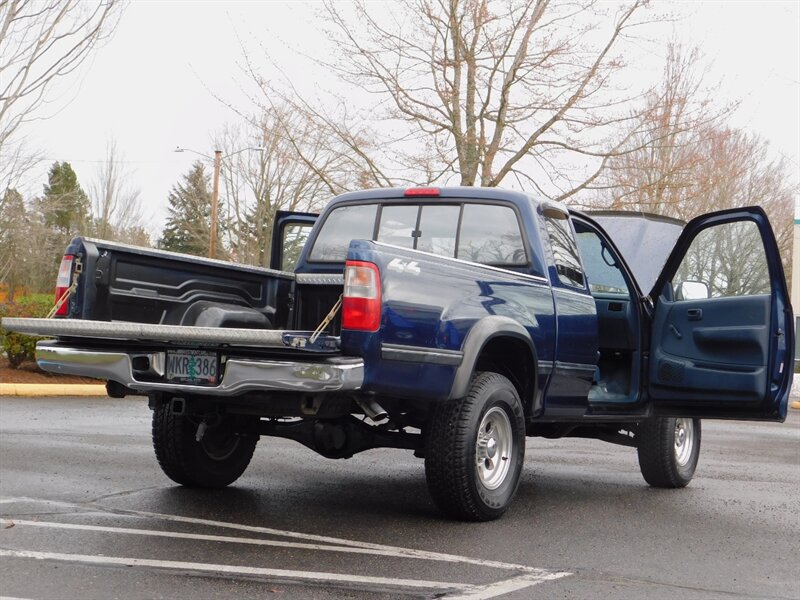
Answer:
3 318 306 348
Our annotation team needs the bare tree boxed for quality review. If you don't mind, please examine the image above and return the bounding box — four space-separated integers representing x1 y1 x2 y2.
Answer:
592 46 795 286
0 0 123 186
694 127 794 287
587 45 734 218
309 0 652 197
89 138 146 242
216 102 369 266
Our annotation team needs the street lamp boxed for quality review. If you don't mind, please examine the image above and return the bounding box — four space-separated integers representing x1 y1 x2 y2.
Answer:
174 145 264 258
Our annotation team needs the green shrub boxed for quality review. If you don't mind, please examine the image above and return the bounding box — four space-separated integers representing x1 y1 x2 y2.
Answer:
0 294 53 368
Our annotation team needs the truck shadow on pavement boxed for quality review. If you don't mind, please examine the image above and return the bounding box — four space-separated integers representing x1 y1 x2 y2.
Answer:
105 462 655 531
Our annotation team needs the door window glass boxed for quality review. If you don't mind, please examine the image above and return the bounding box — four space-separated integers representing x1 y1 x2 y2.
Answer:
545 216 585 288
457 205 526 265
280 223 313 271
308 204 378 262
576 230 628 295
674 220 770 298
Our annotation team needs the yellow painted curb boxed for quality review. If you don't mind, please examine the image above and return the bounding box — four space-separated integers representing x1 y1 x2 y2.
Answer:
0 383 107 397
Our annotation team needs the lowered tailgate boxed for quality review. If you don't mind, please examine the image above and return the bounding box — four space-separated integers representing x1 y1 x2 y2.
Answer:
2 318 362 395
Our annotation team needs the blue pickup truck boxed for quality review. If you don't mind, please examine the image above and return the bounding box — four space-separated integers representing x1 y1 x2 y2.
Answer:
4 186 793 521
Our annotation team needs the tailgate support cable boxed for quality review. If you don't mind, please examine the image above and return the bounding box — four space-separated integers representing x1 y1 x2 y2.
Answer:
309 294 342 345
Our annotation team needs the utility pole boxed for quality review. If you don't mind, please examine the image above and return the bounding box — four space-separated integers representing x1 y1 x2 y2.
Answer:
209 149 222 258
174 145 263 259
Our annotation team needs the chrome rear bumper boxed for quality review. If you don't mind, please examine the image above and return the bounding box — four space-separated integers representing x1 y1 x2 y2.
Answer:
36 342 364 395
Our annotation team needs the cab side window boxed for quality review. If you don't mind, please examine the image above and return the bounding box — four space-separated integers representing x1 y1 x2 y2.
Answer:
457 204 527 265
544 216 585 288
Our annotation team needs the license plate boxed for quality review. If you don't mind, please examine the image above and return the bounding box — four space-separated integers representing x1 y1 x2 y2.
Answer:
166 350 218 385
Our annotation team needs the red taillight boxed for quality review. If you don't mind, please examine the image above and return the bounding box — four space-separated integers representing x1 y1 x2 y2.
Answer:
404 187 439 197
53 255 74 317
342 260 381 331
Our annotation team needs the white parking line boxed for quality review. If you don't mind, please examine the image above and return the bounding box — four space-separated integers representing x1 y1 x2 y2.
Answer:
0 518 401 557
0 549 470 593
107 505 555 574
447 572 572 600
0 496 554 574
0 496 572 598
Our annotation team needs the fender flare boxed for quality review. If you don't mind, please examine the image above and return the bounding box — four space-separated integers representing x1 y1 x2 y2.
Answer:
449 316 538 404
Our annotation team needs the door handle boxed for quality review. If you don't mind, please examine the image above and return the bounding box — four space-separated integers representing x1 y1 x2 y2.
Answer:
687 308 703 321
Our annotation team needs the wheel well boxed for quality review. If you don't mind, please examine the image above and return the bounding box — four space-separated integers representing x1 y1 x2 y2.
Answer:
474 336 536 415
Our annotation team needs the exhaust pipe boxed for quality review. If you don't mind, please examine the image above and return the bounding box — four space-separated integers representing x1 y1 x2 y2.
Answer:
356 397 388 422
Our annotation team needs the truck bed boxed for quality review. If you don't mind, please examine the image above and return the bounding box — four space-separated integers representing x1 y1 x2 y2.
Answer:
60 237 296 327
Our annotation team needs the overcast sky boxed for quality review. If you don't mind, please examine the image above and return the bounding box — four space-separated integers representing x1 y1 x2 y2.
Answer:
22 0 800 235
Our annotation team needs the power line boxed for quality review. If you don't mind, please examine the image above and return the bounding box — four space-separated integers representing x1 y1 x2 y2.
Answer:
39 158 202 164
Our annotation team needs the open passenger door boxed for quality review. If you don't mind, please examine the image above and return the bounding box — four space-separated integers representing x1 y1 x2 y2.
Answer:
270 210 318 271
648 207 793 421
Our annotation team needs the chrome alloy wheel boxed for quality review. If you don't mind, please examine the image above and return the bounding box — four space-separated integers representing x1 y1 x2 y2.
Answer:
674 417 695 467
476 407 513 490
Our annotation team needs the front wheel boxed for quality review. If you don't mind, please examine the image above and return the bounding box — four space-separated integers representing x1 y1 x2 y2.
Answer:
152 405 258 488
424 372 526 521
637 416 701 488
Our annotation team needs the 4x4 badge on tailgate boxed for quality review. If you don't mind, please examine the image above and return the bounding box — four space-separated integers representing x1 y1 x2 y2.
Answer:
388 258 421 275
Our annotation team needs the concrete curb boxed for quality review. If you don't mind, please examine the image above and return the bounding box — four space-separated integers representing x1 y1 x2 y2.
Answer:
0 383 107 397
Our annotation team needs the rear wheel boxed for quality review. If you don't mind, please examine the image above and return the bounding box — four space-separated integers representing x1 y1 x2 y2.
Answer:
152 405 258 488
424 372 525 521
637 416 701 488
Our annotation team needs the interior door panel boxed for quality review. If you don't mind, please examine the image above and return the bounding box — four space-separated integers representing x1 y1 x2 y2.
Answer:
651 295 771 402
595 296 636 350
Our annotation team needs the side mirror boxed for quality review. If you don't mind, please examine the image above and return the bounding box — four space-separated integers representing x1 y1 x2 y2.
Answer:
676 280 709 301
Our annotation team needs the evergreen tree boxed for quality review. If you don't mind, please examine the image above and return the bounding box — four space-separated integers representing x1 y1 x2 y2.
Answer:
161 162 219 256
0 188 29 299
38 161 89 236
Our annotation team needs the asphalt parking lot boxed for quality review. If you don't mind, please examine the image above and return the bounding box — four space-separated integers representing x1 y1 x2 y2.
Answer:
0 396 798 599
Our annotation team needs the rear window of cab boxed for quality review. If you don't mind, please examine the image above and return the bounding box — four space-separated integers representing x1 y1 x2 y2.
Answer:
308 202 528 266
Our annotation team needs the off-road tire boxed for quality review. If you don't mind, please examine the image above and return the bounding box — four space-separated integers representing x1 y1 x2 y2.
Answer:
637 416 701 488
152 405 258 488
424 372 525 521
